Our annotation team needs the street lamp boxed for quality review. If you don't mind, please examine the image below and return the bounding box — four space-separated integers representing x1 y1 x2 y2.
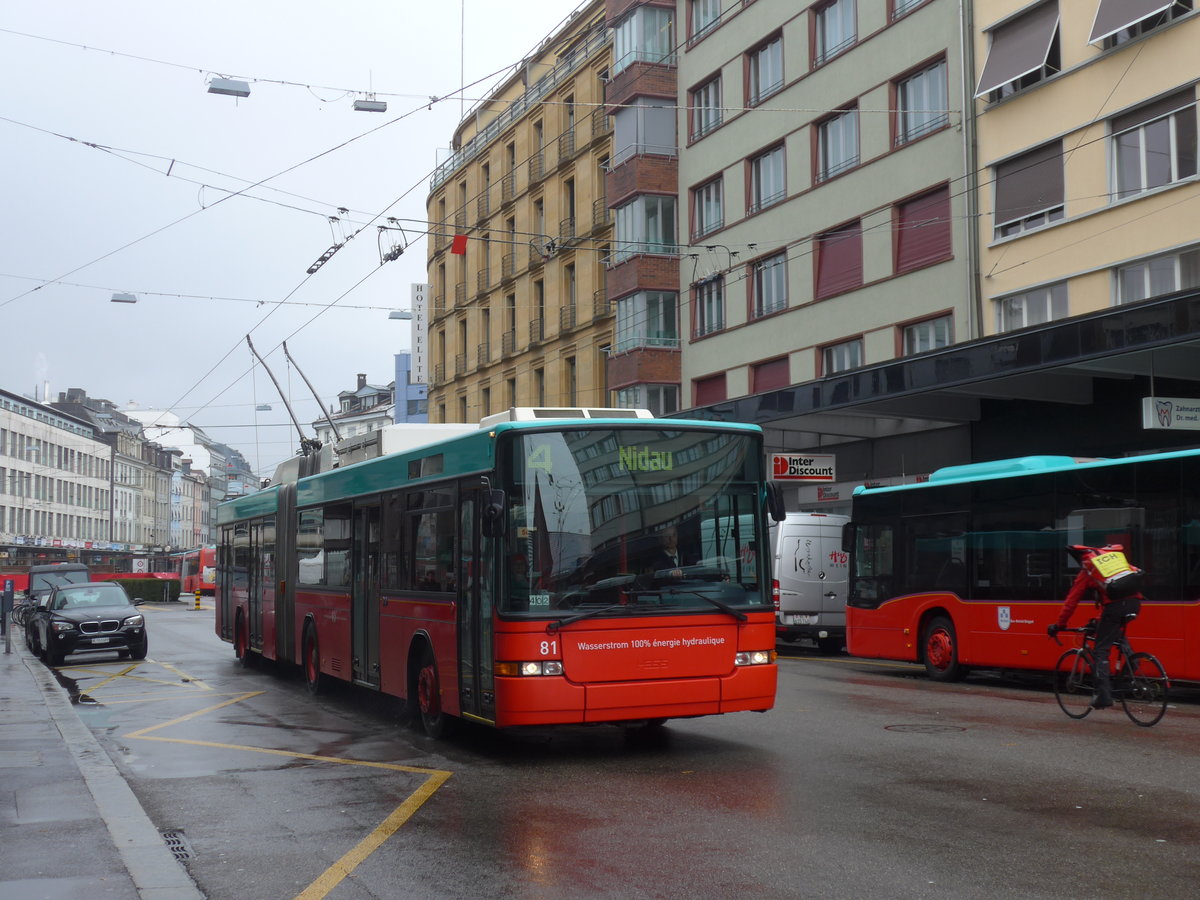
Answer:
388 311 414 320
111 292 138 303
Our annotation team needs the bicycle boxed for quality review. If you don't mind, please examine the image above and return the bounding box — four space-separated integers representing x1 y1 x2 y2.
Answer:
1052 618 1170 727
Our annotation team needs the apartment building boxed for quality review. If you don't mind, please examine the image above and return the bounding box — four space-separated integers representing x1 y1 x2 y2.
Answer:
425 0 615 423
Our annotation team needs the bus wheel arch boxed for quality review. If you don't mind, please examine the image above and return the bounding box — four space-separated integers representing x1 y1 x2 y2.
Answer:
234 609 254 667
409 637 451 739
921 611 968 682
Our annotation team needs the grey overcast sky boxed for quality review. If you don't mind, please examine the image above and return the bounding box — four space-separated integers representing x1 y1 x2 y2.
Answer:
1 0 585 477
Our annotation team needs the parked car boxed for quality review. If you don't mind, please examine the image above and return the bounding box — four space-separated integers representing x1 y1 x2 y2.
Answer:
28 581 148 666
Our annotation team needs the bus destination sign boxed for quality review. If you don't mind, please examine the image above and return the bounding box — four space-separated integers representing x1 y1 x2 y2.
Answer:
771 453 836 482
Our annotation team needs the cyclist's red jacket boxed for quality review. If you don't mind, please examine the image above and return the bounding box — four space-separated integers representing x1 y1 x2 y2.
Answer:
1054 569 1105 629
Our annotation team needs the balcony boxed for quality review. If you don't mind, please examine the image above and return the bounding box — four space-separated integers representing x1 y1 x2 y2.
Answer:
454 283 467 309
560 303 577 332
589 107 612 143
477 342 491 367
529 151 545 183
454 208 467 231
432 363 445 384
502 330 518 356
529 244 545 270
455 353 468 377
592 197 610 231
476 268 491 296
501 172 516 204
560 216 577 245
558 129 576 164
476 192 491 222
593 289 611 319
501 252 517 283
529 317 545 345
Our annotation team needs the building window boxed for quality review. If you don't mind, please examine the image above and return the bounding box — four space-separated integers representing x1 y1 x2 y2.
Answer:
815 220 863 299
694 277 725 337
747 36 783 106
1111 89 1198 201
613 99 677 165
994 140 1065 238
895 185 952 272
817 109 858 181
690 0 722 39
1116 245 1200 304
694 373 727 406
690 76 722 140
614 195 676 262
752 252 788 318
994 282 1068 332
814 0 856 65
692 178 724 239
749 145 786 212
615 291 679 352
822 339 863 374
903 315 951 355
1090 0 1192 47
896 60 948 145
614 6 675 75
752 357 790 393
975 1 1060 101
617 384 680 417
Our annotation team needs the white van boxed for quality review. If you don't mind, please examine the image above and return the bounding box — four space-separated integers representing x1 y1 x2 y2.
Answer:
771 513 850 652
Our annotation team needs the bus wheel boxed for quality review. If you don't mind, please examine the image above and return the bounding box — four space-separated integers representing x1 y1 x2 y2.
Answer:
303 624 325 695
416 647 451 739
235 614 255 668
923 615 967 682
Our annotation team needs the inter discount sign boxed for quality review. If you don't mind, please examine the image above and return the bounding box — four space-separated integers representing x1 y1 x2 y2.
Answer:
771 454 836 482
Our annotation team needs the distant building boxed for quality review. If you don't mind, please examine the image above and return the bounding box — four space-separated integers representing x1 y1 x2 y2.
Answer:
313 373 395 445
394 352 428 423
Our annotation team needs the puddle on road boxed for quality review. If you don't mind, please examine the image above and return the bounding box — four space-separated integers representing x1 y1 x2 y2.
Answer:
52 667 99 705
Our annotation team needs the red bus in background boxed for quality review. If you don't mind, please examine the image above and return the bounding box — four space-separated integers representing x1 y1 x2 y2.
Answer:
166 546 217 594
845 451 1200 682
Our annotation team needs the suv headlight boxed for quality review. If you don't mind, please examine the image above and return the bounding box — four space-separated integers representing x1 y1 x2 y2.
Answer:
123 614 144 627
51 620 76 633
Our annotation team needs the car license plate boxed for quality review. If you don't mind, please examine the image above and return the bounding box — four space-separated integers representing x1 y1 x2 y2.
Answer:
92 637 110 644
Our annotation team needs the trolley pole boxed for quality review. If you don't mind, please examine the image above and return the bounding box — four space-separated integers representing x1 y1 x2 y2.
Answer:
194 589 201 611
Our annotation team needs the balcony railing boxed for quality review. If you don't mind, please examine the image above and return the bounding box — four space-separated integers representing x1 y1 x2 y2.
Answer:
432 363 445 384
476 192 491 221
476 268 491 295
560 216 576 244
529 245 545 269
477 342 491 367
560 303 577 332
529 151 545 182
593 289 611 318
454 208 467 230
590 107 612 140
501 172 515 203
455 353 467 376
529 317 545 345
558 129 576 163
592 197 610 230
454 283 467 308
502 330 518 356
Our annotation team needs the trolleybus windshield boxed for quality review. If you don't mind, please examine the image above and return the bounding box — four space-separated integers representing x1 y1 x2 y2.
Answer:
500 427 768 617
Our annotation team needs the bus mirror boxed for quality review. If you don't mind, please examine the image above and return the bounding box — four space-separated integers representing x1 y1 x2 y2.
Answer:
766 482 786 523
841 522 856 554
482 490 507 537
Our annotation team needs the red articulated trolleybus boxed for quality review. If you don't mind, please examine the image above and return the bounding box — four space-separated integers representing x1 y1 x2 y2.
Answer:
167 546 217 595
216 408 782 736
845 450 1200 682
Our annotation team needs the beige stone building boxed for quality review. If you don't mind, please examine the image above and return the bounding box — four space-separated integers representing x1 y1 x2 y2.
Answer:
426 1 615 423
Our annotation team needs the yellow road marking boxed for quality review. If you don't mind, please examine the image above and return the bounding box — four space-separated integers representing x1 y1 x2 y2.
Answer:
120 685 453 900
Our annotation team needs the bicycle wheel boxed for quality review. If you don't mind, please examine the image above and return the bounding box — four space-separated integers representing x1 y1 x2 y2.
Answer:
1120 653 1169 727
1054 648 1094 719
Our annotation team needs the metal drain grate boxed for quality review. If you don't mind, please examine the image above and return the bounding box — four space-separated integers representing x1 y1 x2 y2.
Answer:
161 829 195 862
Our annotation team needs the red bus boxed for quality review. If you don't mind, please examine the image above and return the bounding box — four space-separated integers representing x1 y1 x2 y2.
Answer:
166 547 216 595
845 451 1200 682
216 409 781 736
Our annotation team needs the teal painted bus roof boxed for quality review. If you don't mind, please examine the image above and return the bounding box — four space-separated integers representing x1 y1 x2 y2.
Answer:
852 447 1200 497
216 484 280 524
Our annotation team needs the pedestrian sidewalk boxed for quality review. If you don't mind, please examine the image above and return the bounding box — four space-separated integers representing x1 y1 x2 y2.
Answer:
0 630 203 900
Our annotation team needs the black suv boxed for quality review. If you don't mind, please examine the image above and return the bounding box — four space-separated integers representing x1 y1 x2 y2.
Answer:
28 581 148 666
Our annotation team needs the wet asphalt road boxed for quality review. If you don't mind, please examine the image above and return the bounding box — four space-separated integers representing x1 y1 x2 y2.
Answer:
51 603 1200 899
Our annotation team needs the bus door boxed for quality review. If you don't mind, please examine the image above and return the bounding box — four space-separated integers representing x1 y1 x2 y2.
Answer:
457 483 496 722
352 502 382 689
248 522 264 650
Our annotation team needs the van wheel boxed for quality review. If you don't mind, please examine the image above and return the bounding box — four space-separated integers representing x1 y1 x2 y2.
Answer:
923 615 968 682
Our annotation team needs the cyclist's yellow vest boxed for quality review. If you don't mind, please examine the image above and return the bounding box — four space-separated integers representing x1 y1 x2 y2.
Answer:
1084 550 1143 601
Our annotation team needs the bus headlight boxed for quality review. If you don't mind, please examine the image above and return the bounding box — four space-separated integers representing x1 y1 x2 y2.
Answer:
734 650 774 666
498 660 564 677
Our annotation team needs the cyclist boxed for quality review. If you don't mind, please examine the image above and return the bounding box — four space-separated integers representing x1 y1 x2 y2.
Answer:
1047 544 1144 709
